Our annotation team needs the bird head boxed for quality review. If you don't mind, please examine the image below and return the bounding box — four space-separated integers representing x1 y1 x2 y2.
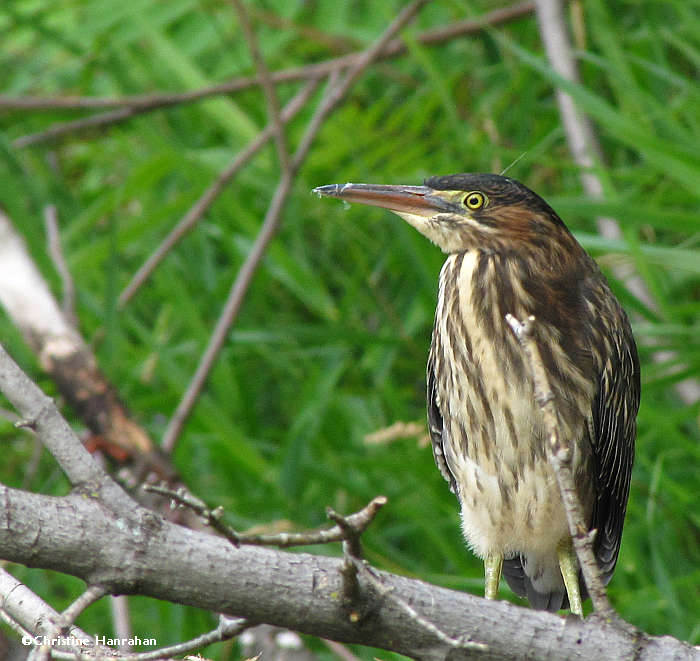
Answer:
314 173 572 258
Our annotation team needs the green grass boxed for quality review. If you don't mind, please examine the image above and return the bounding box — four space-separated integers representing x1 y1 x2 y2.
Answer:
0 0 698 657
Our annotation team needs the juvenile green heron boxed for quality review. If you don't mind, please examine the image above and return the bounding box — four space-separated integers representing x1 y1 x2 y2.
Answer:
314 174 639 614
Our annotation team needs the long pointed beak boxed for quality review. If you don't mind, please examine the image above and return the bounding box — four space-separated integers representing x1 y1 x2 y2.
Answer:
313 183 454 216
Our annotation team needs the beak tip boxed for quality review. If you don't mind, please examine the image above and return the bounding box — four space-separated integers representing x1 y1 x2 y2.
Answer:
312 184 342 198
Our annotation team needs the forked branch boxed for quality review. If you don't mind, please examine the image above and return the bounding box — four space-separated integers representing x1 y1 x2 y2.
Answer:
143 483 387 550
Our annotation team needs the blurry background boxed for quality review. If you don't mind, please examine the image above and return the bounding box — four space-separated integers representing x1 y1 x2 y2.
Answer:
0 0 698 658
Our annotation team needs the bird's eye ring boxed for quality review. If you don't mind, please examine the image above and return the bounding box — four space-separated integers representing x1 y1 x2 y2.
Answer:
464 192 486 210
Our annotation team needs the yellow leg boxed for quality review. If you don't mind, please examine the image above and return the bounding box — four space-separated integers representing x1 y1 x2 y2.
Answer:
484 553 503 600
557 541 583 616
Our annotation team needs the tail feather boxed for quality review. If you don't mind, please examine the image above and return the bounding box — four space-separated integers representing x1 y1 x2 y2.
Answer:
503 556 569 612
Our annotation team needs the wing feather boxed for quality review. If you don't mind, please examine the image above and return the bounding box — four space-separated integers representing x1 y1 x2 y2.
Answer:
590 321 640 582
427 354 457 494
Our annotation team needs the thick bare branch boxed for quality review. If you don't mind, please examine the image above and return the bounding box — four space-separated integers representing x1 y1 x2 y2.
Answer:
0 482 694 660
0 349 694 660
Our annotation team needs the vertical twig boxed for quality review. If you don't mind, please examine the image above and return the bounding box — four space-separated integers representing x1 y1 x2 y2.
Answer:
110 595 132 650
231 0 291 175
505 314 615 618
44 205 77 327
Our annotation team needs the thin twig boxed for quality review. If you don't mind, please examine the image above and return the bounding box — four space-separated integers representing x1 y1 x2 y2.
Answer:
505 314 616 618
144 484 241 545
326 504 371 610
44 205 77 327
14 108 136 149
59 586 107 631
115 615 249 661
231 0 291 174
350 558 488 652
363 420 427 445
160 166 295 452
109 595 132 650
321 639 363 661
10 1 536 147
327 506 365 560
27 615 248 661
118 77 320 307
337 555 362 623
161 0 429 452
28 585 107 661
144 483 388 549
43 615 248 661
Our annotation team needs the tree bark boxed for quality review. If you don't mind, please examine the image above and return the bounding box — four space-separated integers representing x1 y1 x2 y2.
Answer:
0 484 695 661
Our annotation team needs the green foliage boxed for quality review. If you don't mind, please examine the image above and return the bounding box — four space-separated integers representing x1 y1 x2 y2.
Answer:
0 0 698 657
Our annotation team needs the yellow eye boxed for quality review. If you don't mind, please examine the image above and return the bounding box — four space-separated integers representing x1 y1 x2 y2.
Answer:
464 191 486 210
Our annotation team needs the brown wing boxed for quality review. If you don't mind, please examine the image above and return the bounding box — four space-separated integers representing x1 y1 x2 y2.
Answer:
590 315 640 582
427 354 457 494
